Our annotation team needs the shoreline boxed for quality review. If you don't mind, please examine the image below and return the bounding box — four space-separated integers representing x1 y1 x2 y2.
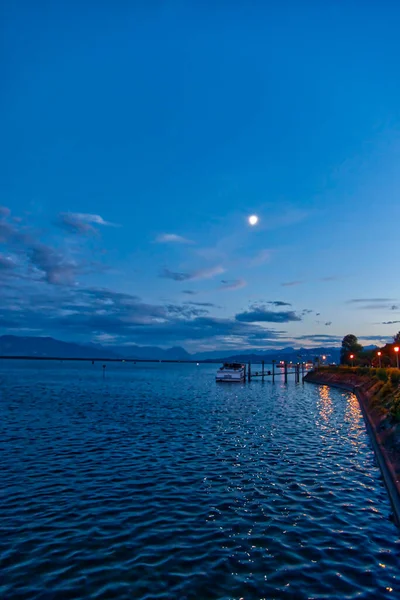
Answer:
304 369 400 527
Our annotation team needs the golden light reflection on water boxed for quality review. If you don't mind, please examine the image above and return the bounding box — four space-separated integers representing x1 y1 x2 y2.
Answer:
344 392 363 443
318 385 333 422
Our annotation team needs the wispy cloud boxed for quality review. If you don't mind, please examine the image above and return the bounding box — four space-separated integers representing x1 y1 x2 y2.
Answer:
347 298 399 310
0 206 11 219
235 304 301 323
347 298 396 303
269 300 292 307
57 212 118 235
382 321 400 325
0 253 17 270
219 279 246 291
325 321 332 326
296 334 342 342
319 276 338 282
249 249 271 267
261 206 311 231
155 233 194 244
184 301 218 307
182 290 197 295
281 280 304 287
160 265 225 282
159 268 190 281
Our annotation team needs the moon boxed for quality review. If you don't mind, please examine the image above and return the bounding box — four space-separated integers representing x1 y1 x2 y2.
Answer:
248 215 259 226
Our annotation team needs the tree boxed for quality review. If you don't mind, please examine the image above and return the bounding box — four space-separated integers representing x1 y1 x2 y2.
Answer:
340 334 363 365
394 331 400 345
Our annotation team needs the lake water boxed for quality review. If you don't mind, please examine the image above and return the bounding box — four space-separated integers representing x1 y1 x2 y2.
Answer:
1 360 399 599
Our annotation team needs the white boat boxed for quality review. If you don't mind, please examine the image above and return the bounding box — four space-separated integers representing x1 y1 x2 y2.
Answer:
216 362 245 382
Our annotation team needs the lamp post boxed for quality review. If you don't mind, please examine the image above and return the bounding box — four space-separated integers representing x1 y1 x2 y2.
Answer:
350 354 354 367
395 346 399 369
377 351 382 368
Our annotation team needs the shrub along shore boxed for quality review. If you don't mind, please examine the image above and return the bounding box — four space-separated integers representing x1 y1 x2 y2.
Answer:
304 366 400 523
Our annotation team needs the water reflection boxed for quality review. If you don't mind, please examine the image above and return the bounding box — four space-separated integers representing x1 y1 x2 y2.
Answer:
318 384 333 423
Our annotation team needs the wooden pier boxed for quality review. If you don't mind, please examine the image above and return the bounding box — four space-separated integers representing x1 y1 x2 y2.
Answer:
244 360 306 383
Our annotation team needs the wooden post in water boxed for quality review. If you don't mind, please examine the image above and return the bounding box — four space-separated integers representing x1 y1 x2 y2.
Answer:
296 364 300 383
248 361 251 382
272 360 275 383
102 364 106 379
262 360 265 381
284 361 288 384
301 363 305 381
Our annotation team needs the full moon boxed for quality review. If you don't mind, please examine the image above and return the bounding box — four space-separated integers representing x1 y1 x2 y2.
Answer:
248 215 259 226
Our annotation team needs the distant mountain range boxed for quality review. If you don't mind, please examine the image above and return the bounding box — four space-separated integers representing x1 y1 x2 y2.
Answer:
0 334 371 364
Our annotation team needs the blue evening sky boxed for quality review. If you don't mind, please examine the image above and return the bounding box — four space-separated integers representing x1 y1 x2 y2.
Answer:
1 1 400 352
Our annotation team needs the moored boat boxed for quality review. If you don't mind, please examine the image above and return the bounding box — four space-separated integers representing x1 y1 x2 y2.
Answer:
216 362 245 382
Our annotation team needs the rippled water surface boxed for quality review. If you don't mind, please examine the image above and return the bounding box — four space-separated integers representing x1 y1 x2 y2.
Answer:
1 360 400 599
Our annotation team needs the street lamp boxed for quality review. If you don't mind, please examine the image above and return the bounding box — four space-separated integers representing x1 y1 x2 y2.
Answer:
395 346 399 369
377 351 382 368
350 354 354 367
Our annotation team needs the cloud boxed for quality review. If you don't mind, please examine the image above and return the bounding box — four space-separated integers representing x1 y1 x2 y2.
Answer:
302 309 313 315
281 280 304 287
155 233 194 244
325 321 332 326
382 321 400 325
296 334 343 342
268 300 292 307
184 301 217 307
262 206 311 230
358 335 391 341
57 213 117 235
28 244 80 285
347 298 396 303
182 290 197 295
0 281 291 350
160 265 225 282
159 268 190 281
219 278 246 291
0 254 17 270
235 304 301 323
165 304 210 318
250 249 271 267
319 276 337 282
0 206 11 219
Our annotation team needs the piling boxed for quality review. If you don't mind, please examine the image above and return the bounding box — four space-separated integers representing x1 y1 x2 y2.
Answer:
248 361 251 382
272 360 275 383
262 360 265 381
284 362 288 384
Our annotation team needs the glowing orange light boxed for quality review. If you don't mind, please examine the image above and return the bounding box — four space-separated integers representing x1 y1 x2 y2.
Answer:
350 354 354 359
377 351 382 356
395 347 399 353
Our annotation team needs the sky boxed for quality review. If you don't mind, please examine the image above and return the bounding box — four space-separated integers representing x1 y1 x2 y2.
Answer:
1 1 400 353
